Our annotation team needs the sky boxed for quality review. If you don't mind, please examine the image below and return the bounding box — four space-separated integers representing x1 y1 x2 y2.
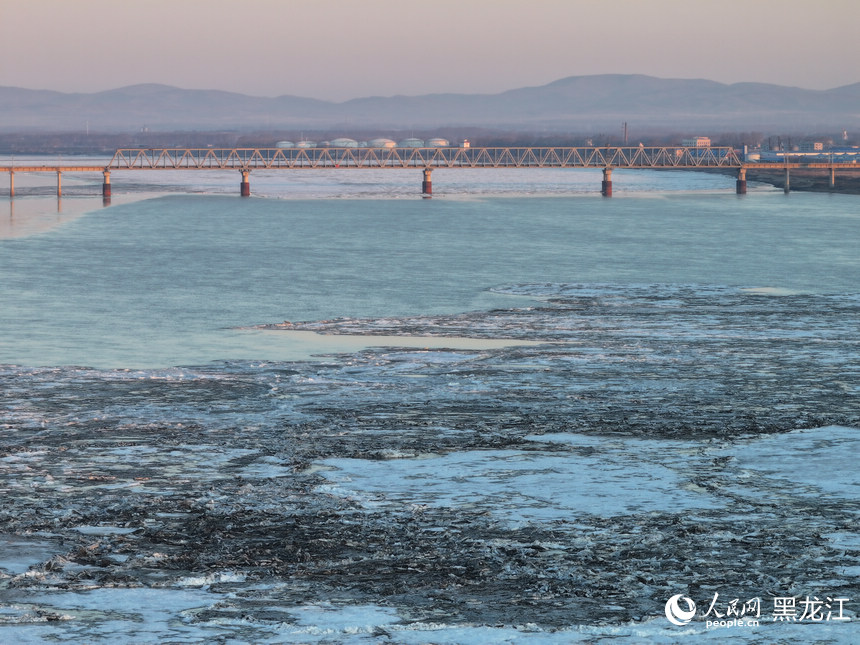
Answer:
1 0 857 101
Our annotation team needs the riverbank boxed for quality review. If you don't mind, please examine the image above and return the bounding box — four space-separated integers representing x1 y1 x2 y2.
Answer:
743 168 860 195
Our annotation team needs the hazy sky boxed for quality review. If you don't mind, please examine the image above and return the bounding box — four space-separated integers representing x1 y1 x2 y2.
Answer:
1 0 857 100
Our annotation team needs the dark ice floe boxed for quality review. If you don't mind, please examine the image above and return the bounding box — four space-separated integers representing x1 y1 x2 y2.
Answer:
1 282 859 642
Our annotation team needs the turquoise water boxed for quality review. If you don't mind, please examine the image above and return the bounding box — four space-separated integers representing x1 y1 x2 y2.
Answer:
2 184 858 369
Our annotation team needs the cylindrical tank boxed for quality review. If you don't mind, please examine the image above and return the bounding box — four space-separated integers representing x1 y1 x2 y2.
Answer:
275 141 295 148
398 137 424 147
330 138 358 148
427 137 450 147
369 138 397 148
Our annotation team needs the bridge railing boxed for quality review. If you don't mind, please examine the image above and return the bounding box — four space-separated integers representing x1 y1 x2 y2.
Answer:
107 146 744 170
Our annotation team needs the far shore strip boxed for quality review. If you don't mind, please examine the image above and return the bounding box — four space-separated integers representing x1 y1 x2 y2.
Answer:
267 329 548 351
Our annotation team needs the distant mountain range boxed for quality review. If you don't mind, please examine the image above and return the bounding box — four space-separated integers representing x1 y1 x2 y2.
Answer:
1 75 858 133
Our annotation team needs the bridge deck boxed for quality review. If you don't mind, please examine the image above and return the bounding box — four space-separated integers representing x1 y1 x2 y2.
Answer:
1 147 858 174
0 166 105 172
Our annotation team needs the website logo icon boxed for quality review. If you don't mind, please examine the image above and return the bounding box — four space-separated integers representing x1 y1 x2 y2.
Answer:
665 594 697 626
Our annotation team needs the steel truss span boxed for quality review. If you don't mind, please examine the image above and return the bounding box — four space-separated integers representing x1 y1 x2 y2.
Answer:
107 146 745 170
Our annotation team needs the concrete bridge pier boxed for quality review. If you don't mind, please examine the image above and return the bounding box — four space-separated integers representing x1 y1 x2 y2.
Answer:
102 170 111 198
8 171 13 198
240 170 251 197
784 168 790 194
422 168 432 198
56 170 62 197
736 167 747 195
601 167 612 197
830 167 836 190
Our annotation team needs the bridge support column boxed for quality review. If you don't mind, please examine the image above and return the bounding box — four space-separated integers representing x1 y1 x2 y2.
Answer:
830 167 836 190
601 167 612 197
56 170 62 197
736 167 747 194
240 170 251 197
102 170 111 198
784 168 790 194
9 171 13 198
422 168 432 198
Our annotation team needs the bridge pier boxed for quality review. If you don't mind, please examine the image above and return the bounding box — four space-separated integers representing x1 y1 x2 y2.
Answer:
56 170 62 197
8 171 13 198
102 170 111 198
422 168 432 198
240 170 251 197
830 166 836 190
601 167 612 197
736 167 747 195
784 168 790 194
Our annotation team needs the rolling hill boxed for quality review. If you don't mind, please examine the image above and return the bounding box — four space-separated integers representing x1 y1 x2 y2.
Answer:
1 75 858 133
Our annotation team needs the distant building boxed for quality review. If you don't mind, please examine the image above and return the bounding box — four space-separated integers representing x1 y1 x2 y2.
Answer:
681 136 711 147
799 141 824 152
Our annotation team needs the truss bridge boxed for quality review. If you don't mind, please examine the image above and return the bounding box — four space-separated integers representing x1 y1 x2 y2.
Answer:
106 146 744 171
3 146 858 199
105 145 745 197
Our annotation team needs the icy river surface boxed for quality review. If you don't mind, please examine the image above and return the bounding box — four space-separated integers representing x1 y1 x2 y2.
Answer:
1 165 859 642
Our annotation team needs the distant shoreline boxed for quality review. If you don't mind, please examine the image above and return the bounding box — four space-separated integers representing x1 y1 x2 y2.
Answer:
748 169 860 195
716 168 860 195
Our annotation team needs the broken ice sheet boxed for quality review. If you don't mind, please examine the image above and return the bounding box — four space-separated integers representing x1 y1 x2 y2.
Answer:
0 535 59 576
0 588 223 643
714 425 860 502
316 433 723 523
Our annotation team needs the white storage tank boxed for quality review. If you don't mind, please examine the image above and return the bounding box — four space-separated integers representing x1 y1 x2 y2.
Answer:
427 137 450 147
330 138 358 148
275 141 295 148
369 138 397 148
398 138 424 147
